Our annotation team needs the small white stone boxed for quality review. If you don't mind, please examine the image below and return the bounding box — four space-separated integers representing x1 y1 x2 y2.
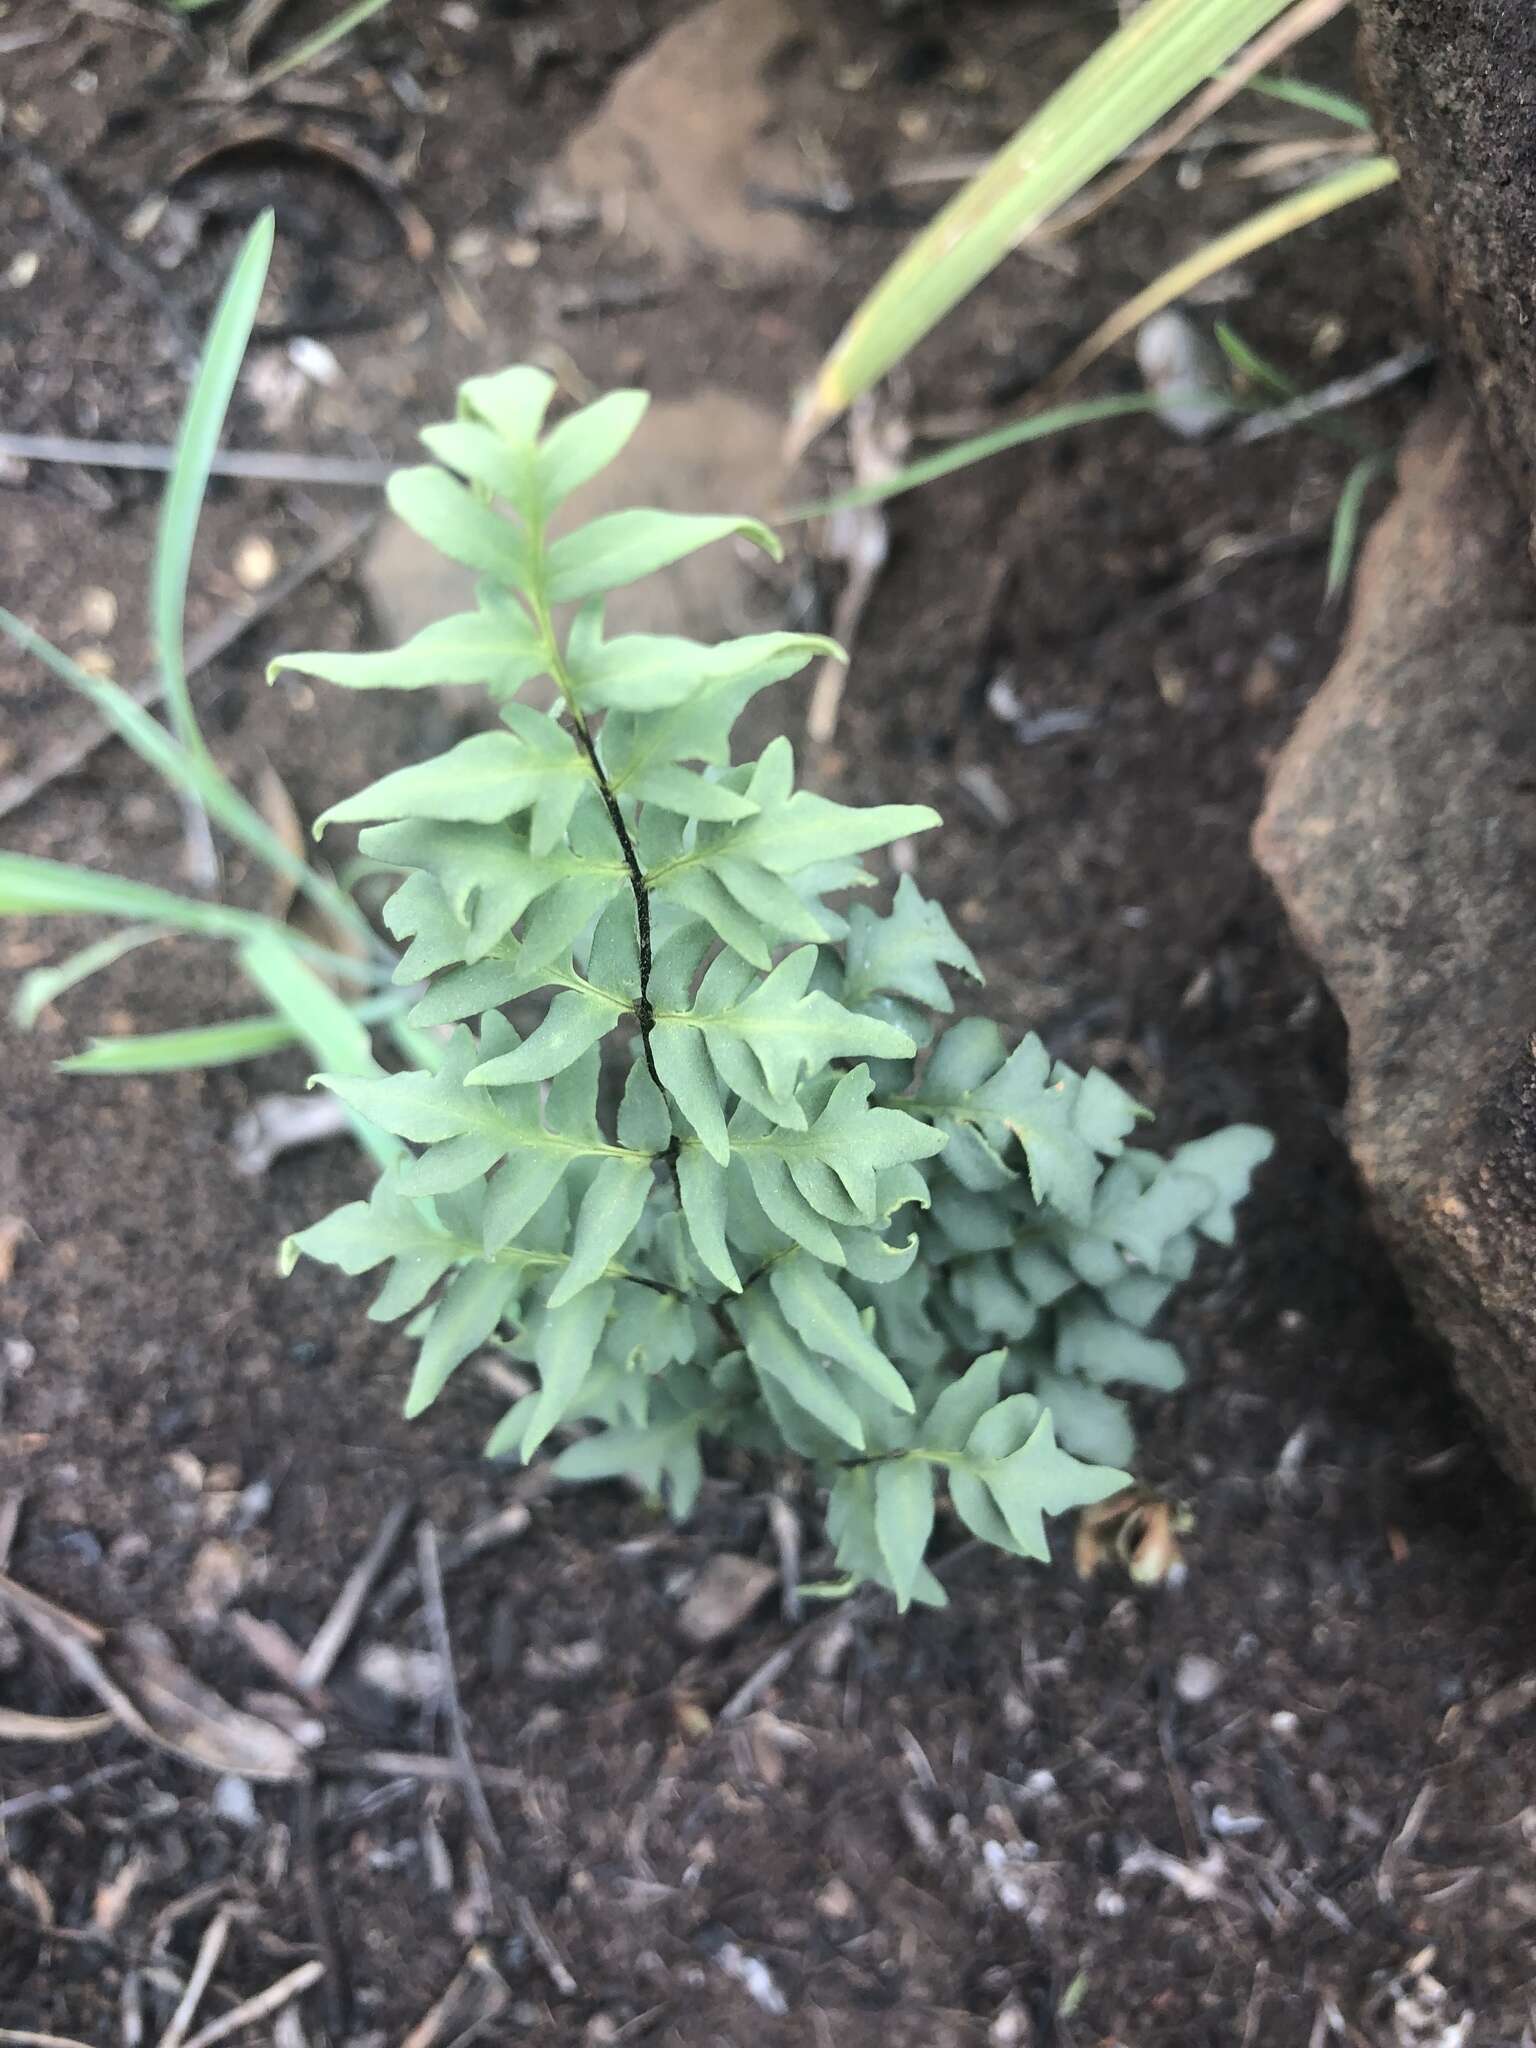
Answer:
234 535 278 591
1174 1653 1224 1704
1095 1886 1128 1918
212 1775 259 1828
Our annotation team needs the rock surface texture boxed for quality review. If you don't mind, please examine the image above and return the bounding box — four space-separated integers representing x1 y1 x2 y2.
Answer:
1358 0 1536 536
1254 399 1536 1489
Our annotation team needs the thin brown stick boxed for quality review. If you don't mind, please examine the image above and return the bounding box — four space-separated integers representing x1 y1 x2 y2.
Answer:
178 1961 324 2048
0 1757 142 1824
513 1897 577 1999
0 434 396 488
293 1775 350 2040
1052 0 1351 237
0 1708 116 1743
1232 343 1434 443
414 1524 504 1862
313 1748 526 1792
399 1947 508 2048
719 1586 881 1725
0 510 376 823
157 1909 232 2048
370 1503 530 1628
0 2032 97 2048
295 1497 414 1693
0 141 201 372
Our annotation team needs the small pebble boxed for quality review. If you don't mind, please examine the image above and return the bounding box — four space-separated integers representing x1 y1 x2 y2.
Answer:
212 1775 259 1829
234 535 278 591
5 251 40 290
287 336 341 388
990 2000 1033 2047
1137 309 1228 440
73 587 117 636
1174 1653 1224 1704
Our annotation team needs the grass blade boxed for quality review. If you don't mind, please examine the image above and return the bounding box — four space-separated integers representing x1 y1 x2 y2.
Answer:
249 0 396 90
1325 451 1391 605
1214 321 1299 399
1044 156 1400 394
790 0 1298 450
1 851 278 936
1238 70 1372 128
12 925 169 1030
239 934 403 1168
784 394 1172 519
155 211 273 769
55 988 410 1082
0 849 374 982
57 1015 314 1074
0 606 380 959
1057 0 1350 241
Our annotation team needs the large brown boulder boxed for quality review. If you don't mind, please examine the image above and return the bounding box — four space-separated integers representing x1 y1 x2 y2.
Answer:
1358 1 1536 538
1253 397 1536 1490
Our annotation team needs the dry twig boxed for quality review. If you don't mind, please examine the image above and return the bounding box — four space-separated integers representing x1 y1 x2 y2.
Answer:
0 434 395 487
293 1774 350 2039
0 140 200 371
295 1498 415 1693
414 1523 504 1863
0 511 376 824
179 1962 324 2048
157 1909 233 2048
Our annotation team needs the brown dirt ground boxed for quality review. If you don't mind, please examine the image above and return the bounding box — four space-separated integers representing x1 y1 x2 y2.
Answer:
4 3 1536 2043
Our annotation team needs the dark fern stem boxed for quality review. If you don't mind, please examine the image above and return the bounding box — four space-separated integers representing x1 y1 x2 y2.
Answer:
566 708 663 1092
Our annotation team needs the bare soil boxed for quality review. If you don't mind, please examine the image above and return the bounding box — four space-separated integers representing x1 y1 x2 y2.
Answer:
4 4 1535 2044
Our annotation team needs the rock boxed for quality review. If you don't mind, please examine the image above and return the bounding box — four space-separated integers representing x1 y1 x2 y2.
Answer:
361 515 477 652
1254 394 1536 1494
676 1552 777 1644
559 0 814 278
1359 2 1536 538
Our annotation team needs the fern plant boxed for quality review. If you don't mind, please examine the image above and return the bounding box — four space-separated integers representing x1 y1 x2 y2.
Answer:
274 366 1272 1609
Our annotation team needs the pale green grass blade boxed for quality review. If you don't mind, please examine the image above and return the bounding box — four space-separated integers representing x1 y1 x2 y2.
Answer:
0 605 380 959
784 395 1173 519
56 987 408 1082
58 1015 309 1074
1046 157 1399 392
1325 451 1391 605
155 211 273 768
250 0 396 89
792 0 1297 448
1 851 279 936
240 934 403 1168
0 848 373 982
13 925 169 1030
1240 70 1371 128
1214 321 1299 398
